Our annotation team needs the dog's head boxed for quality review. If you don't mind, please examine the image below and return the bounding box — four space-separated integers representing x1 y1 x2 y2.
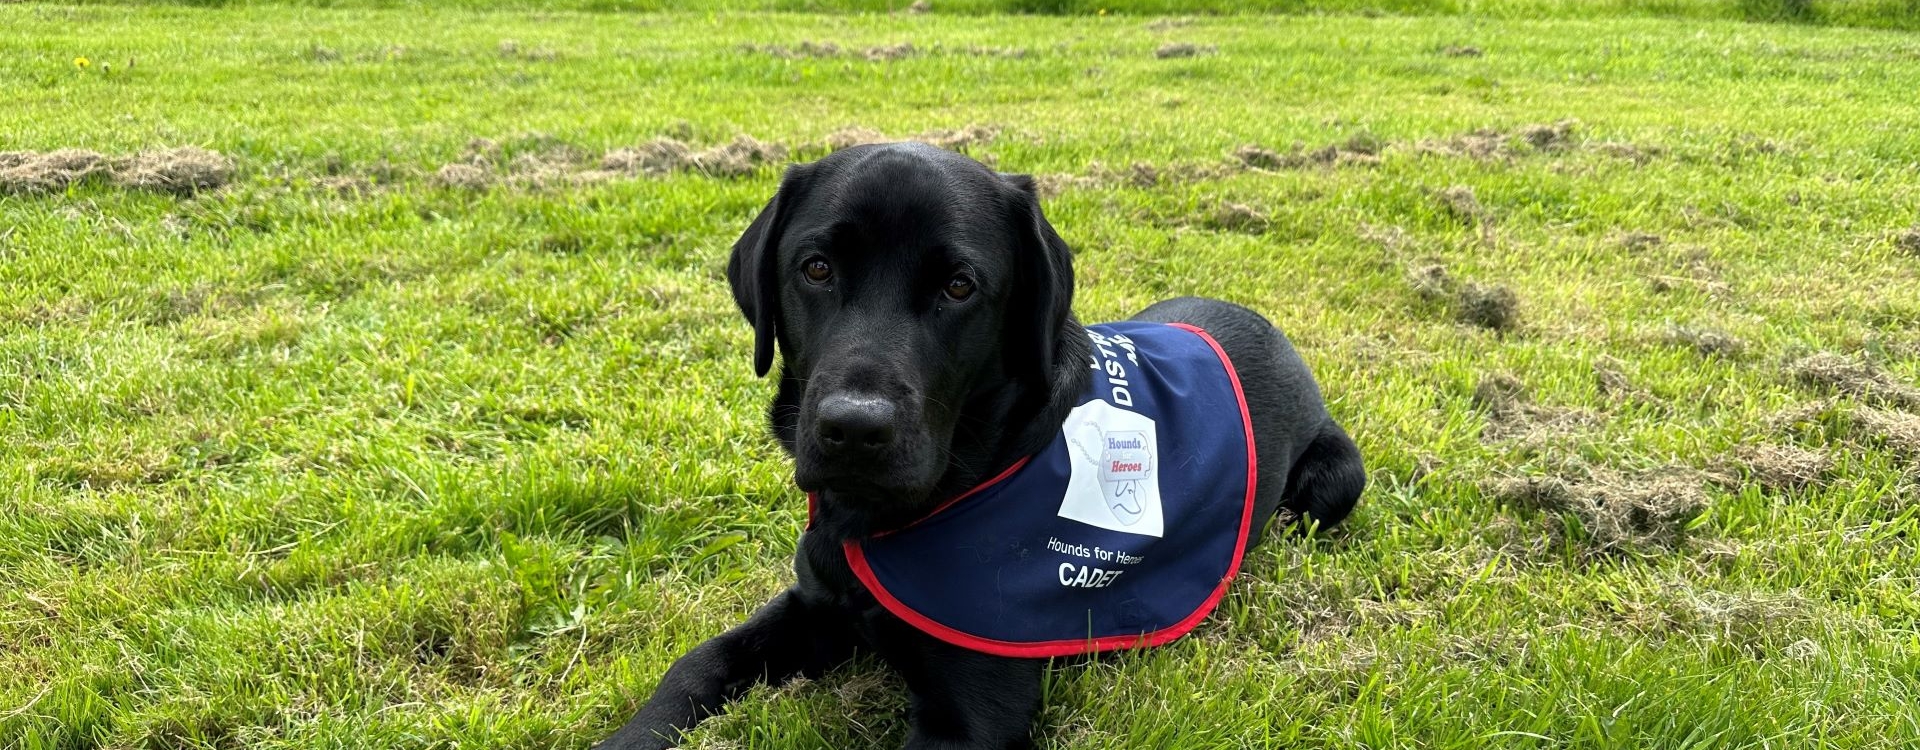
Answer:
727 143 1076 517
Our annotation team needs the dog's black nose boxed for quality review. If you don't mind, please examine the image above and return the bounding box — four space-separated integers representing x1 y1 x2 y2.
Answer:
816 394 897 455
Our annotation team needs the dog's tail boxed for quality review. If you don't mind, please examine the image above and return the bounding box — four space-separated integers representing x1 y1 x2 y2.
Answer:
1279 423 1365 530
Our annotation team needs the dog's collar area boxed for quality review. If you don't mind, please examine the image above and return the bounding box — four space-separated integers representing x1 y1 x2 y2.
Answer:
804 455 1035 539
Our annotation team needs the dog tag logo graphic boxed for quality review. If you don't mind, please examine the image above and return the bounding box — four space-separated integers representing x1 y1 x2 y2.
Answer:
1058 400 1163 537
1098 431 1153 525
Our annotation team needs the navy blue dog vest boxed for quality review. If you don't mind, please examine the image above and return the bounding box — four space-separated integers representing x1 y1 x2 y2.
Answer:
818 321 1256 658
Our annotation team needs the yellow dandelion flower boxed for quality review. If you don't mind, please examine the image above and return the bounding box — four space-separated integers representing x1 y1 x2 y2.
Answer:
74 56 91 69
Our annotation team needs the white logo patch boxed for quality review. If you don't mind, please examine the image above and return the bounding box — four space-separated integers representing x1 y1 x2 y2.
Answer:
1058 399 1164 537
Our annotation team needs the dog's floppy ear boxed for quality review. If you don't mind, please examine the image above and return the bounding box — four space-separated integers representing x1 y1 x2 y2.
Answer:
728 163 814 377
1001 173 1075 388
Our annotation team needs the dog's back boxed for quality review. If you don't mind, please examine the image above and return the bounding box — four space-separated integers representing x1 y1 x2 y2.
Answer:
1131 296 1365 541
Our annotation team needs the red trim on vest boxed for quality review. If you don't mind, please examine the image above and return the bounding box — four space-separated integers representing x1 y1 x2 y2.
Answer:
840 323 1259 658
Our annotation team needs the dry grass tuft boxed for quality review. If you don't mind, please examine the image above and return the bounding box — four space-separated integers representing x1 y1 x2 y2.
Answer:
1595 141 1661 164
863 42 917 61
497 40 559 61
1893 227 1920 256
116 146 235 194
1155 42 1216 59
917 124 997 150
1473 373 1598 443
601 139 695 175
1514 120 1578 151
1721 444 1835 494
1032 173 1098 198
819 124 996 153
1082 160 1231 190
0 149 108 193
1456 282 1519 330
1765 399 1839 434
1662 325 1747 358
744 40 843 58
742 40 916 61
1593 356 1653 403
1407 263 1454 302
1231 139 1381 171
1208 202 1268 234
598 136 784 179
962 44 1030 58
433 163 493 190
1617 231 1664 251
1417 120 1579 159
1472 373 1529 411
1483 469 1709 550
1232 144 1289 170
1436 185 1488 224
1790 353 1920 409
1406 263 1522 332
2 147 235 195
687 135 787 177
1853 408 1920 459
824 126 888 151
1113 162 1160 188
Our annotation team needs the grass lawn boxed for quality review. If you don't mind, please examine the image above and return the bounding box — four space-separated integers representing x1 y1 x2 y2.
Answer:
4 2 1920 748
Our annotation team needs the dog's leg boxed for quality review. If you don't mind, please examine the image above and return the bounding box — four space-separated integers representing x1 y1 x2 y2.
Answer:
596 588 857 750
871 621 1044 750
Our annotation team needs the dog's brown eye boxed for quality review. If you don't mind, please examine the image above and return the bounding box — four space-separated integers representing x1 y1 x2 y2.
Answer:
802 258 833 284
944 274 976 302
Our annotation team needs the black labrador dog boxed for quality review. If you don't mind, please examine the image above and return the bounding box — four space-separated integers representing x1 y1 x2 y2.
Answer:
598 142 1364 749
